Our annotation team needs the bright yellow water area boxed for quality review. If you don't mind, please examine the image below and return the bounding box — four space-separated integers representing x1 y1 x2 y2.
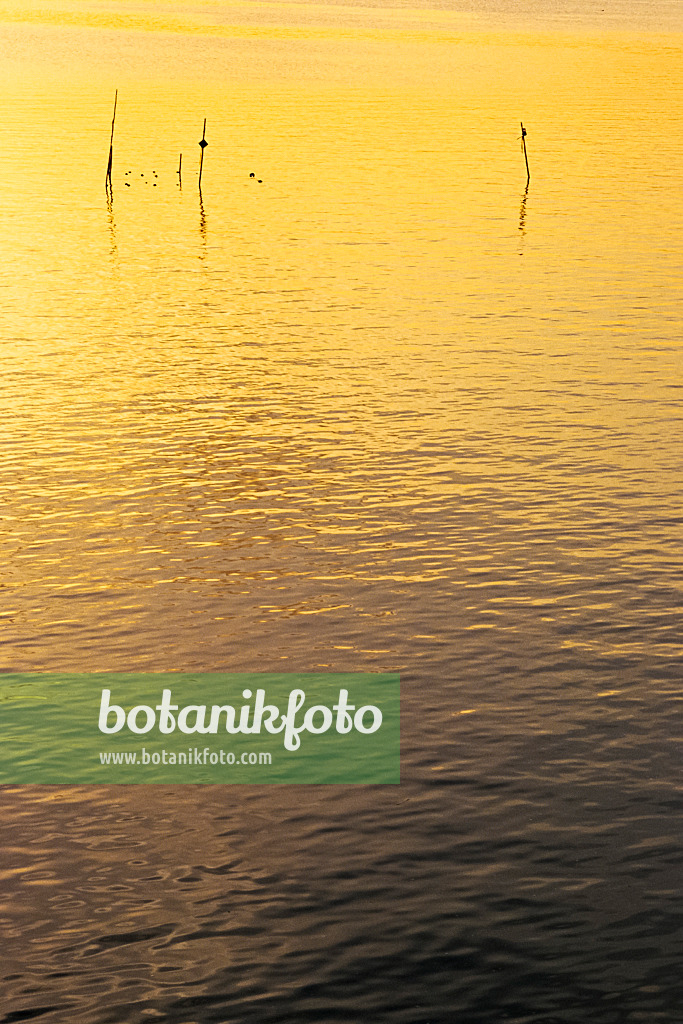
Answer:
0 0 477 35
0 0 681 670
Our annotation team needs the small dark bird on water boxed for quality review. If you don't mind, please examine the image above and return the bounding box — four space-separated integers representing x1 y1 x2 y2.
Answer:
249 172 255 178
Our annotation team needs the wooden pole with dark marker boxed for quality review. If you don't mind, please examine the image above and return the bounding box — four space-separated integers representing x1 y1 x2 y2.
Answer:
520 121 530 183
106 90 118 190
198 118 208 189
178 153 182 187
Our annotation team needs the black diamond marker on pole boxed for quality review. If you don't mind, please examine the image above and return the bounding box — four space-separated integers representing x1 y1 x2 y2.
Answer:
198 118 208 190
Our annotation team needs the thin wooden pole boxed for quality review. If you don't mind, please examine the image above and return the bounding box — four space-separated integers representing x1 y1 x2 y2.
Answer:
198 118 208 189
106 90 118 188
521 121 530 183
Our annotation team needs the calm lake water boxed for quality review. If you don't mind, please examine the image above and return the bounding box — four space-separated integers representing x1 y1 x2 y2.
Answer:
1 0 682 1021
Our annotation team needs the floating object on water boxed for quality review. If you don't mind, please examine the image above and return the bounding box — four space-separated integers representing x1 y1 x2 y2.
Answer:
249 172 255 178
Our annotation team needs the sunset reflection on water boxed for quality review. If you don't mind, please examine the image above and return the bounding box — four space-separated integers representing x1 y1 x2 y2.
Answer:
1 1 682 1021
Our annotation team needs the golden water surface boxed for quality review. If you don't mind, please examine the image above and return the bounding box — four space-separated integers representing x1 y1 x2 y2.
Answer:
0 1 681 1021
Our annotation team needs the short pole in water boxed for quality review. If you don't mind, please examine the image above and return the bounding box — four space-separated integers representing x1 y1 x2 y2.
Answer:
106 89 118 190
521 121 530 183
198 119 208 189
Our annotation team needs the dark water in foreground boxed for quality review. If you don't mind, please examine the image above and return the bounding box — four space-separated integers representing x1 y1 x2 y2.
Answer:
1 0 682 1020
2 754 681 1023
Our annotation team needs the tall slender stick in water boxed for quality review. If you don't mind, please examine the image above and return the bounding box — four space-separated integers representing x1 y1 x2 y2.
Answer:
106 90 118 190
520 121 530 183
198 118 208 189
178 153 182 187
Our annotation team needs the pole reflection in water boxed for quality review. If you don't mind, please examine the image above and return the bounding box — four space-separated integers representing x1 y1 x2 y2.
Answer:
198 188 207 259
105 186 118 265
518 184 529 253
